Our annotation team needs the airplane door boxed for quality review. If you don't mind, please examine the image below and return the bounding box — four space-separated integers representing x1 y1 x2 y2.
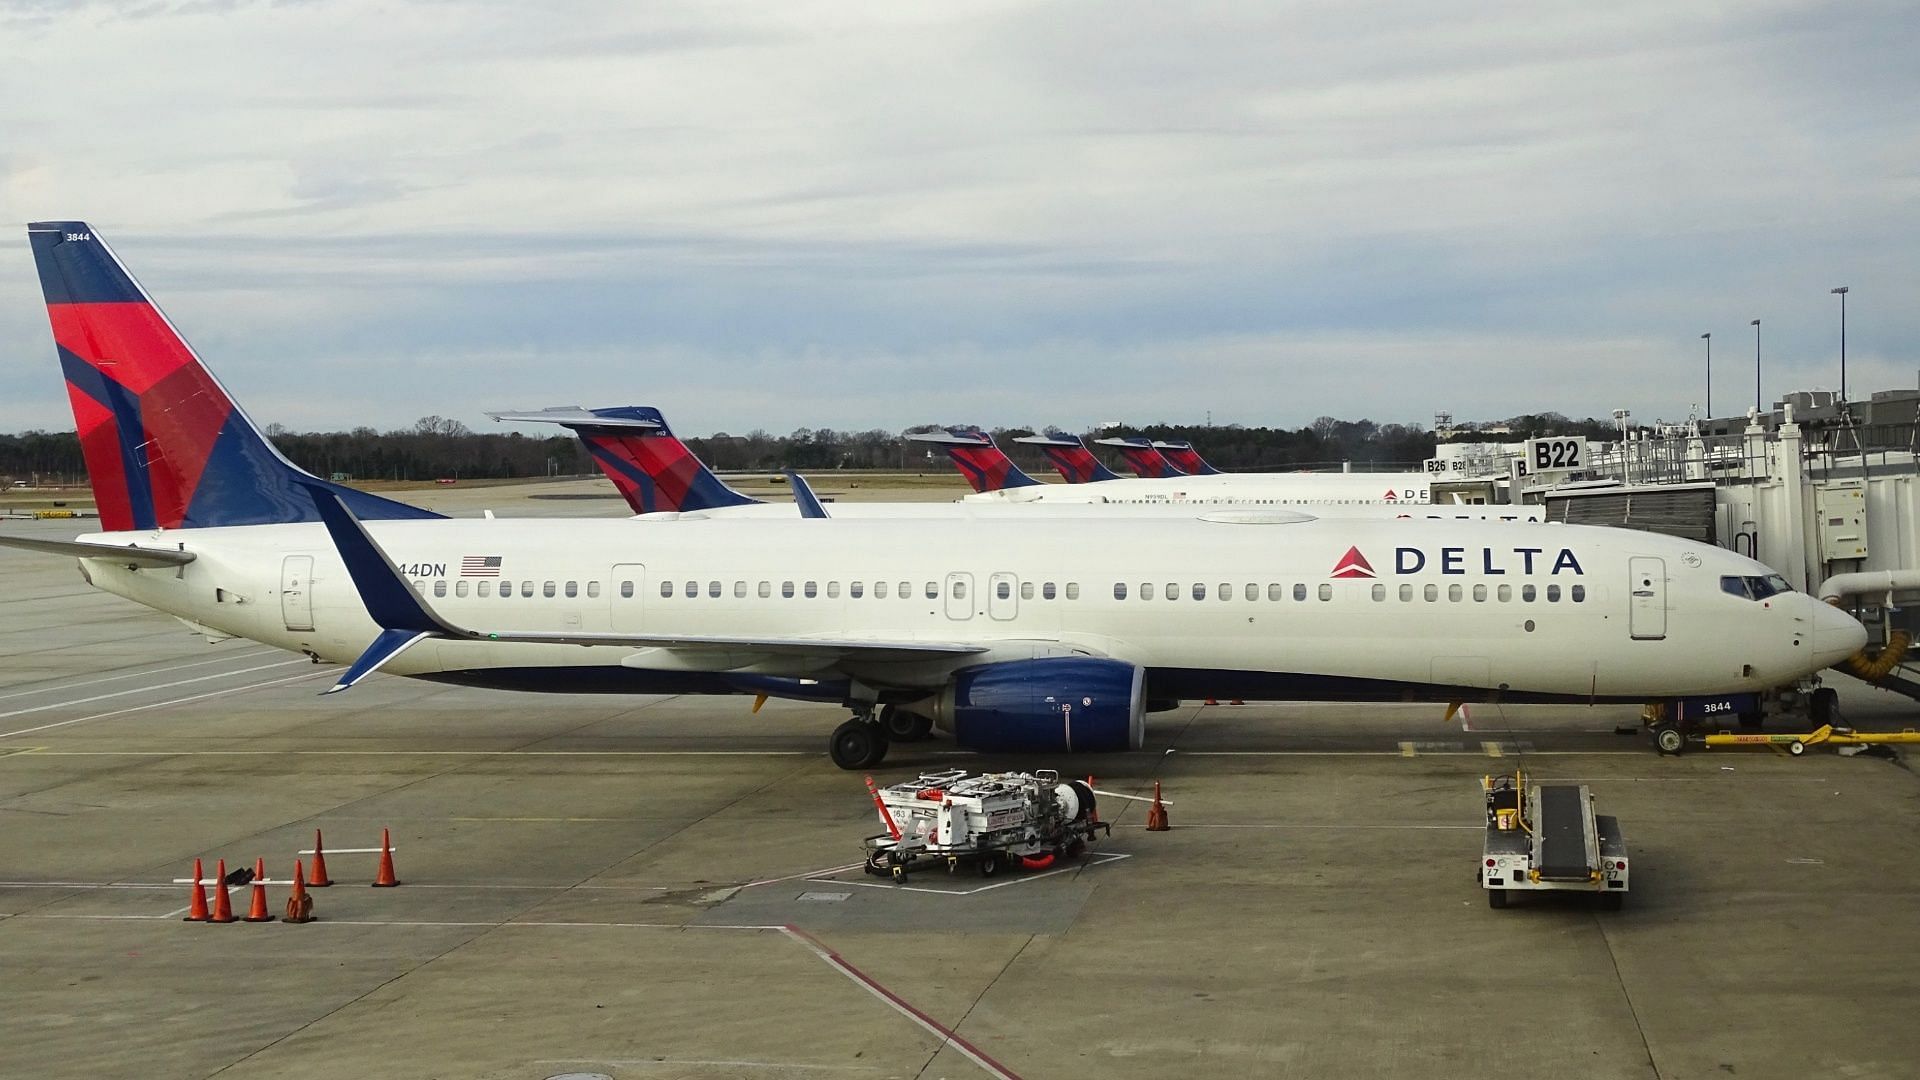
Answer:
1629 556 1666 640
610 563 646 631
987 572 1018 621
945 572 974 620
281 556 314 632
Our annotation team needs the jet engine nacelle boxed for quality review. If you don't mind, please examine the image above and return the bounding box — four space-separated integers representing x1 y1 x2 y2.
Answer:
919 657 1146 754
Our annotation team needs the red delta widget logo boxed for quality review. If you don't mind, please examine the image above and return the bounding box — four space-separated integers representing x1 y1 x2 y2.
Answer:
1331 545 1585 577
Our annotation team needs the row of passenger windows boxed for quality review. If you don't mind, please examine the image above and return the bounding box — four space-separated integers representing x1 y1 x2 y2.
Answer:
642 579 1086 601
413 579 603 599
410 577 1585 606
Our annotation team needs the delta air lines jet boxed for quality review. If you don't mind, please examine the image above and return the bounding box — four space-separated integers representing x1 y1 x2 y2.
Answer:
6 222 1868 771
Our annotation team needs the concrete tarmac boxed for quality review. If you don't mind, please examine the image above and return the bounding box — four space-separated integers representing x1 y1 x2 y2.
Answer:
4 485 1920 1080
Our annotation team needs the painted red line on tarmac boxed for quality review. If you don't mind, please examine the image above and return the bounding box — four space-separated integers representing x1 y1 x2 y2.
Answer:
781 924 1022 1080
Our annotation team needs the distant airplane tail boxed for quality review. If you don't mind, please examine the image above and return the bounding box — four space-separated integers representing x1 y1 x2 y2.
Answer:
487 406 759 514
1012 434 1122 483
1095 436 1178 479
1154 440 1222 476
26 221 440 531
906 428 1042 492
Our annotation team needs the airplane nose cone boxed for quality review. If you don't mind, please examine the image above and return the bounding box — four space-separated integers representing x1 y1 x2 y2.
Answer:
1810 599 1870 669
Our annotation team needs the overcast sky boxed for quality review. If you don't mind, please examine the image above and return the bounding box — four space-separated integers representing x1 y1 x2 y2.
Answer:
2 0 1915 437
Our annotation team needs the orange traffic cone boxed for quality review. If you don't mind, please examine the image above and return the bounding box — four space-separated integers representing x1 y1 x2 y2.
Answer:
208 859 237 923
1204 697 1218 706
308 829 333 888
283 860 314 923
371 827 400 887
1145 780 1171 832
243 857 275 922
182 858 209 922
1229 699 1244 706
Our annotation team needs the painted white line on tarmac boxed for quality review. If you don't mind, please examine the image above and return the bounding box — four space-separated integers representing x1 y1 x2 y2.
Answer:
0 669 332 739
0 658 310 726
0 648 279 703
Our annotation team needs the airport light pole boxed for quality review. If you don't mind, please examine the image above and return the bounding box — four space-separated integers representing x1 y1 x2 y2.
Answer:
1701 332 1711 419
1751 319 1762 417
1831 286 1849 406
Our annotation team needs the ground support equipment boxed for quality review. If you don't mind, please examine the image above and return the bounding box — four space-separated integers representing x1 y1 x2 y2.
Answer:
1480 770 1628 910
863 769 1109 881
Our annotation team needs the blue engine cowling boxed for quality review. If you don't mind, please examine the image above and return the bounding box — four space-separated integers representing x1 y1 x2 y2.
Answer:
927 657 1145 753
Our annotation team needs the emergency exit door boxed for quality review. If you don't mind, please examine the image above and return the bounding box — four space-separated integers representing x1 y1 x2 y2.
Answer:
281 555 314 632
1628 556 1666 640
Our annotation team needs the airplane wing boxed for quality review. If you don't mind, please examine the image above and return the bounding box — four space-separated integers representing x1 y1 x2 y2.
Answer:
0 534 197 567
300 481 987 692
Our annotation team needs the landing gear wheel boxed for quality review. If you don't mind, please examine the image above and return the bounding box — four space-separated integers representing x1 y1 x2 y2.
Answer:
1653 723 1687 756
1488 889 1508 909
829 718 889 770
1810 687 1839 727
879 705 933 742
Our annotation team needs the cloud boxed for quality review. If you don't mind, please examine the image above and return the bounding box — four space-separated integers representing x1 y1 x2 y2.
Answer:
0 0 1914 436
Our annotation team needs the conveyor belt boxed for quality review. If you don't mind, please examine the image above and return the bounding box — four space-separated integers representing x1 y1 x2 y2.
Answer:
1536 785 1590 881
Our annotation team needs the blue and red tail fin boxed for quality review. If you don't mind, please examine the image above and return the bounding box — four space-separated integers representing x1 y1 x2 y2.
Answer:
487 406 758 514
906 428 1041 493
1011 434 1121 483
1095 436 1178 479
1153 440 1222 476
27 222 440 530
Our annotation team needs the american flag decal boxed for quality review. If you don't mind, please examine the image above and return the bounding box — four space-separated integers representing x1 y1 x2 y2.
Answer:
460 556 503 577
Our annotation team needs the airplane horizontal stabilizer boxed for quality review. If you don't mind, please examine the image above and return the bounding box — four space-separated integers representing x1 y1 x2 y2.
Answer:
327 628 435 694
0 534 196 567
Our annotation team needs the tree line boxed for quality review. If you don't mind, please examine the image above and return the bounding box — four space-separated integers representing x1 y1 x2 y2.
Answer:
0 412 1621 485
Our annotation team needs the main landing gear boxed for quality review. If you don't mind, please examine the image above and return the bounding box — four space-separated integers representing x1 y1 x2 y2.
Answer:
830 713 890 770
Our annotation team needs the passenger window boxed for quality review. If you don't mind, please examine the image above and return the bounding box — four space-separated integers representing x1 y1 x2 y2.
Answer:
782 581 796 598
733 581 745 598
566 581 579 598
1218 583 1231 601
1066 583 1079 600
925 582 938 599
660 581 674 598
1269 584 1284 601
758 581 772 598
1371 584 1386 601
500 580 513 598
1522 585 1537 602
850 581 863 599
1141 583 1156 601
521 581 534 598
1114 582 1128 600
1498 584 1512 602
1245 583 1258 601
1021 582 1034 600
1192 583 1206 601
875 581 889 599
681 580 694 598
433 581 447 598
1294 584 1307 601
804 581 818 598
587 581 601 599
478 581 492 598
455 581 469 598
547 581 560 598
620 580 633 599
900 581 912 598
951 580 966 600
1571 584 1586 603
1318 584 1332 601
996 581 1011 600
1399 584 1413 601
1473 584 1487 602
1448 584 1462 602
708 581 721 598
1424 584 1439 602
411 580 425 595
1547 584 1561 602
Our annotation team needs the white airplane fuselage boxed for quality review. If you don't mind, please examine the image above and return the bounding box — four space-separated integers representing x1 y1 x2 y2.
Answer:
74 514 1861 704
961 472 1436 506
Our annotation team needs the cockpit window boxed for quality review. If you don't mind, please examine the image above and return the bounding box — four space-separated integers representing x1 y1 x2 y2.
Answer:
1722 574 1793 601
